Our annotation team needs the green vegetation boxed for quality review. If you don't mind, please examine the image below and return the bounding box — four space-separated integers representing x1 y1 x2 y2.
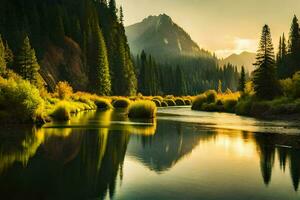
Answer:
0 0 137 96
152 99 162 107
238 66 246 92
50 102 71 121
184 99 192 105
161 101 168 107
135 50 240 96
253 25 280 100
112 97 131 108
15 36 40 86
128 100 157 119
192 90 240 113
164 99 176 106
174 97 185 106
0 76 44 123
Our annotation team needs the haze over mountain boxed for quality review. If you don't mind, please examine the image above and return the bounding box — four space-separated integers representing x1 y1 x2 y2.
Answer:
219 51 256 72
125 14 211 60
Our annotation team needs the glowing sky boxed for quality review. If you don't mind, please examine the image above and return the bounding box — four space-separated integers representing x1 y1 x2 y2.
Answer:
117 0 300 58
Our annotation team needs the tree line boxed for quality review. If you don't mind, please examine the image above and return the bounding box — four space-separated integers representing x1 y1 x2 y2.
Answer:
134 50 240 96
0 0 137 96
238 15 300 100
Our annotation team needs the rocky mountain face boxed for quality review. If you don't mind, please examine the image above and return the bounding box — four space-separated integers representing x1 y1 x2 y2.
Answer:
126 14 210 60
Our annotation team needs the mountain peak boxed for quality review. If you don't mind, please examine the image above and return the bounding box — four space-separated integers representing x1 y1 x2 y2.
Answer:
126 14 207 60
219 51 256 72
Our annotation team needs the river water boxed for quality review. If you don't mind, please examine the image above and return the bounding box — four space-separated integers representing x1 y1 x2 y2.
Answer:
0 107 299 200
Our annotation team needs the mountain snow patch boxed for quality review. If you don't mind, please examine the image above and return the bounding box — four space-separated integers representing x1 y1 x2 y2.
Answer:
164 38 169 44
177 39 182 52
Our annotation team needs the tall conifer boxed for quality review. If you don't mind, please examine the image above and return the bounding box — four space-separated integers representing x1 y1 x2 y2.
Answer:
253 25 279 99
15 36 40 85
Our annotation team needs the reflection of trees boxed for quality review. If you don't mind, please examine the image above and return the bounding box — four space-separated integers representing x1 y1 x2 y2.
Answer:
0 110 135 199
0 126 45 174
289 150 300 191
254 133 300 190
255 134 276 185
126 121 207 172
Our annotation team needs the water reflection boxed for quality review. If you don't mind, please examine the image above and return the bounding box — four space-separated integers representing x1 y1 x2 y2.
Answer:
0 110 299 199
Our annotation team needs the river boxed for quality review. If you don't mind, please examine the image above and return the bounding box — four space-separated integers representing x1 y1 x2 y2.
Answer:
0 107 299 200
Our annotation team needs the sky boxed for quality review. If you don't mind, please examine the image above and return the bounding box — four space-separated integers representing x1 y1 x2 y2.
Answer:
117 0 300 58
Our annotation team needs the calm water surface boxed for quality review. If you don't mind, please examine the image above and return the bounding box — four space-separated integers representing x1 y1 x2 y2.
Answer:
0 107 300 200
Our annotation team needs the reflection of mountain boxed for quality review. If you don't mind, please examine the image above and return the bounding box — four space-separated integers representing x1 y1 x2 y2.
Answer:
126 121 205 172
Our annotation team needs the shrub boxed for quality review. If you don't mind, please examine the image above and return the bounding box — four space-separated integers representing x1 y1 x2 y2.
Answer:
205 90 217 103
223 99 238 113
191 94 207 110
50 102 70 121
128 100 157 119
0 77 45 123
112 97 131 108
292 71 300 98
77 96 96 110
184 99 192 105
153 96 164 102
152 99 161 107
164 99 176 106
55 81 73 100
94 97 112 110
250 101 271 116
161 101 168 107
165 95 174 99
235 96 253 115
201 103 223 112
175 97 185 106
280 78 293 97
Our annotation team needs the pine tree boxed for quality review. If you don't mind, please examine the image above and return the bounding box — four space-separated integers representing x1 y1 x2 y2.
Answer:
15 36 40 85
218 80 222 94
0 35 6 75
281 33 287 59
4 41 14 68
253 25 279 99
94 25 111 96
238 66 246 92
288 15 300 56
88 21 111 96
138 50 147 94
175 65 187 95
288 15 300 74
277 36 282 62
119 6 124 24
277 33 288 78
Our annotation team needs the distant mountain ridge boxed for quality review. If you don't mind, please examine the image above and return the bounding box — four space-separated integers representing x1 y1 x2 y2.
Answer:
125 14 211 59
219 51 256 72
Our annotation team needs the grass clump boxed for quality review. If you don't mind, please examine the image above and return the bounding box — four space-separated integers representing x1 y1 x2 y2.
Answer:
192 90 240 113
191 94 207 110
152 99 161 107
94 97 112 110
50 102 70 121
112 97 131 108
205 90 217 103
128 100 157 119
184 99 192 105
161 101 168 107
164 99 176 106
152 96 164 102
175 97 185 106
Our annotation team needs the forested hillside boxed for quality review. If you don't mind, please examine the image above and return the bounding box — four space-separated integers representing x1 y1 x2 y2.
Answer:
127 14 240 95
0 0 137 96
